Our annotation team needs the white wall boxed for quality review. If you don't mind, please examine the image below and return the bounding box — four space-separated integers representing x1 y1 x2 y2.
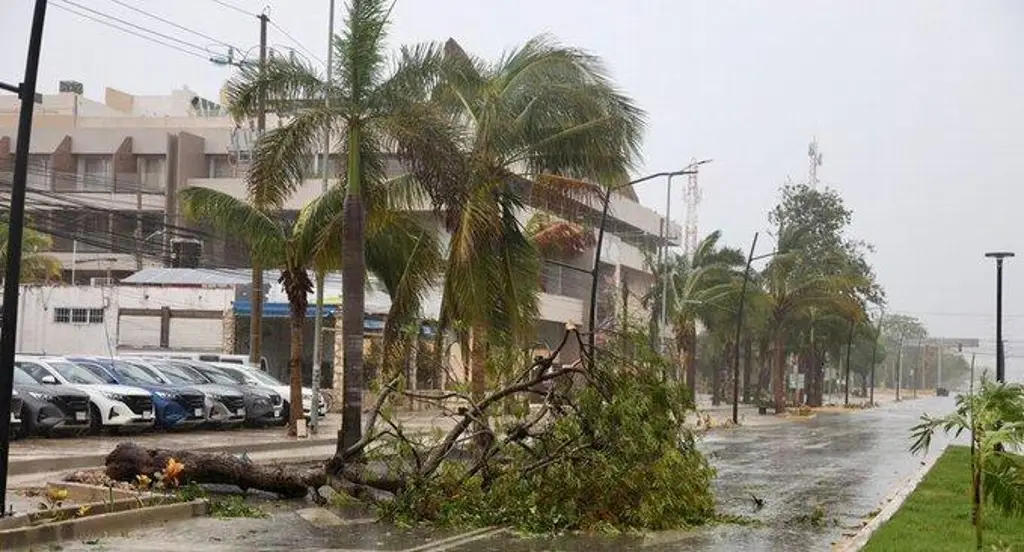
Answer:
16 285 234 356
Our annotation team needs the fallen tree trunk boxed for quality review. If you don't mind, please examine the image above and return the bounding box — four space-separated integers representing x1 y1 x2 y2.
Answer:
105 442 326 498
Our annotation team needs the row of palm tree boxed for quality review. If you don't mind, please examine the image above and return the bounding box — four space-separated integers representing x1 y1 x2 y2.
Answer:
179 0 646 452
649 188 883 412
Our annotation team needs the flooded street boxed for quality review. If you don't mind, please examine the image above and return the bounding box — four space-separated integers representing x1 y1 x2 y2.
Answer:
58 397 957 551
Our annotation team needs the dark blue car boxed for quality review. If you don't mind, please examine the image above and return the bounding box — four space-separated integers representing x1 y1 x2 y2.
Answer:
68 357 207 429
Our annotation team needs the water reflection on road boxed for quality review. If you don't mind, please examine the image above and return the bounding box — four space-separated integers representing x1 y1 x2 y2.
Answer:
466 396 956 552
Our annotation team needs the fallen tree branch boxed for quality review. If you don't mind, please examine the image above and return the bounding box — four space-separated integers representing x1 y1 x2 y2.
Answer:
104 442 326 499
342 376 401 461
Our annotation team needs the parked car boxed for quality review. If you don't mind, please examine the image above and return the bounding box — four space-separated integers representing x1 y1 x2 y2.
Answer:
185 361 285 427
15 356 154 434
128 358 247 428
207 362 327 420
12 366 91 437
69 357 208 430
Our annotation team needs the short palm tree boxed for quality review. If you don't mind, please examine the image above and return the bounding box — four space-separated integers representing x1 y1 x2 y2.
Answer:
0 217 62 283
433 36 646 405
911 378 1024 550
180 182 441 436
645 231 744 391
223 0 462 454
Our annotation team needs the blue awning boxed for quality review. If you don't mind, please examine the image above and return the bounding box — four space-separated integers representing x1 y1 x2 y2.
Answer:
233 300 433 335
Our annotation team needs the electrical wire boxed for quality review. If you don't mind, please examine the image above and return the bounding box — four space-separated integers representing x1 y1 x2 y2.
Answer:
207 0 258 18
268 20 325 66
50 1 210 62
54 0 211 55
103 0 240 51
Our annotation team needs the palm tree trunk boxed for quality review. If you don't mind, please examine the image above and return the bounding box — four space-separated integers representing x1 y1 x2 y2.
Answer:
337 124 366 460
310 270 325 431
685 332 697 396
772 339 786 413
249 263 263 364
470 322 490 452
288 307 304 436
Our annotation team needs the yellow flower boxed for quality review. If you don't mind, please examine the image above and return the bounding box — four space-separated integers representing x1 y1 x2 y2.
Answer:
135 474 153 489
46 487 69 504
76 505 92 517
163 458 185 487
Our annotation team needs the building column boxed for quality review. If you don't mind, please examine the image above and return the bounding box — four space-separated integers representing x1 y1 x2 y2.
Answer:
221 309 236 354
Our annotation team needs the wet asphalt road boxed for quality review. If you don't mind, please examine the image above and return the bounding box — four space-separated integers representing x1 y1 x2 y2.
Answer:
56 396 957 552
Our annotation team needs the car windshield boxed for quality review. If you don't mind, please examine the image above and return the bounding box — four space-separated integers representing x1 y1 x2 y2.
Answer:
154 361 209 385
13 367 36 385
75 362 117 384
196 366 237 386
112 361 165 386
210 366 249 385
247 369 285 386
48 361 106 385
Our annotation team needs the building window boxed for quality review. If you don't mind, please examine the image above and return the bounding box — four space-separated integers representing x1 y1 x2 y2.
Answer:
27 154 51 190
53 307 104 324
79 155 112 191
208 155 235 178
137 156 166 191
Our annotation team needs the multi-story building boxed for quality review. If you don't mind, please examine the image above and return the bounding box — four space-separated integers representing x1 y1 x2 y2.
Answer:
1 83 679 364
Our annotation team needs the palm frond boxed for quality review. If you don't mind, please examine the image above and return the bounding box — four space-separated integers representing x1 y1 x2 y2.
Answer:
225 55 327 119
179 186 287 264
337 0 394 102
248 106 338 210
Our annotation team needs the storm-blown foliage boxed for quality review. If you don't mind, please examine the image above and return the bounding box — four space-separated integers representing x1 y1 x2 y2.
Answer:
375 328 716 533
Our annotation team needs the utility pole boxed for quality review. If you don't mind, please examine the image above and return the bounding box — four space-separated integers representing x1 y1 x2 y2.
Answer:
248 12 269 367
658 175 674 361
0 0 49 517
895 338 903 402
844 318 854 406
134 180 143 271
936 340 943 391
310 0 335 433
868 312 883 406
984 252 1014 382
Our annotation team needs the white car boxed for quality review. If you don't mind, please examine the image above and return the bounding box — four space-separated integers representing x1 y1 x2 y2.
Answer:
9 388 22 435
208 362 326 419
15 356 155 433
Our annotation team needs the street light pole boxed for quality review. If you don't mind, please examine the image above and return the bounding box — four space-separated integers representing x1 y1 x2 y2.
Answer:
587 164 709 354
731 232 758 424
868 311 883 406
658 174 674 358
0 0 49 517
984 252 1014 382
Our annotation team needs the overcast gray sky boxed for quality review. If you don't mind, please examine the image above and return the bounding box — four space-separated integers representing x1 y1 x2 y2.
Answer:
3 0 1023 378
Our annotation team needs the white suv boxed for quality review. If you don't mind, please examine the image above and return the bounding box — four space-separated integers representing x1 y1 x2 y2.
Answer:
15 356 155 433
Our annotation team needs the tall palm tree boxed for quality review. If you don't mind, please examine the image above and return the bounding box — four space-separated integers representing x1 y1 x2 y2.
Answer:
760 229 865 412
0 218 61 283
223 0 462 454
433 37 646 405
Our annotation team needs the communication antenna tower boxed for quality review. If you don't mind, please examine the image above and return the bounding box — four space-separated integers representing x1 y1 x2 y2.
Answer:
683 157 702 260
808 138 823 189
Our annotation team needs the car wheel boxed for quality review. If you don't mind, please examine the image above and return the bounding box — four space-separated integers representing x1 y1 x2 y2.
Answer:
88 403 103 436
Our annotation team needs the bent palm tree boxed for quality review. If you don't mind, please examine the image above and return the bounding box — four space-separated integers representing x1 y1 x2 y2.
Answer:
0 217 62 283
224 0 462 454
181 182 440 436
434 37 646 407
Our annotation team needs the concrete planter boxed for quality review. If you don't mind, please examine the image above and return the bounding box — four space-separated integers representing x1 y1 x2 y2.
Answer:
0 482 208 549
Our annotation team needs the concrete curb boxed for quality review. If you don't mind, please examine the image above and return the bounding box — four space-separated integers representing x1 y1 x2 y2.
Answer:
0 498 207 549
836 444 948 552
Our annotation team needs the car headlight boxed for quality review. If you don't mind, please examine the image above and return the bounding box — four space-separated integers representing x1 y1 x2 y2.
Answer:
254 397 270 406
102 392 127 402
28 391 55 401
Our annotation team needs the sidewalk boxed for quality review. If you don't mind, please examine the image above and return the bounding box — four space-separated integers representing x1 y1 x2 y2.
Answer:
7 412 455 476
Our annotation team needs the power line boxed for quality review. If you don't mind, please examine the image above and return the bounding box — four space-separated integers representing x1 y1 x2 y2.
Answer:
55 0 211 54
104 0 239 51
268 20 325 66
207 0 258 18
51 1 209 62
